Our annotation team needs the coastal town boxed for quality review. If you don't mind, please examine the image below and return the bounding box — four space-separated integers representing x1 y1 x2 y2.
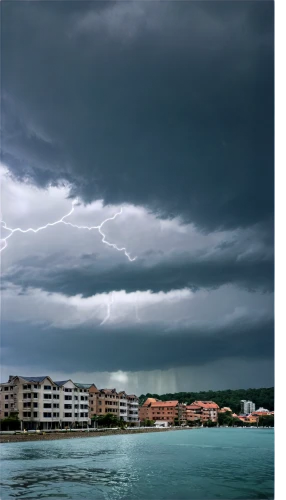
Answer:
0 375 274 432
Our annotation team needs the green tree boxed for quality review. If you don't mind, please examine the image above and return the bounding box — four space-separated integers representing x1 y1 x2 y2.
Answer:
0 411 20 431
139 387 274 414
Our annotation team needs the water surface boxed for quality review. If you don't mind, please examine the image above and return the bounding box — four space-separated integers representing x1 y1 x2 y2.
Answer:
0 428 274 499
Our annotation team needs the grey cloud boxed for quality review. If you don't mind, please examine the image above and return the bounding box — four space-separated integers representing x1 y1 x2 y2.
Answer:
1 0 274 231
3 249 273 297
1 313 274 374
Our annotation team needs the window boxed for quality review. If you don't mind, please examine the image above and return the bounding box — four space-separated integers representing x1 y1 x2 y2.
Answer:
53 387 57 391
53 413 59 418
5 395 9 400
74 396 78 401
43 413 52 418
24 403 31 408
64 404 72 409
44 394 52 399
74 413 78 417
65 395 72 401
4 412 8 417
53 394 59 400
64 413 72 418
91 408 94 411
53 403 59 409
64 388 72 392
33 393 38 398
4 387 9 391
5 404 8 408
34 385 38 389
44 403 52 409
34 402 38 408
33 412 38 418
99 409 102 413
44 385 52 390
23 412 31 417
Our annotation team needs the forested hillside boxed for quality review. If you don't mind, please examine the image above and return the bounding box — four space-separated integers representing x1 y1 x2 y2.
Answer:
139 388 274 414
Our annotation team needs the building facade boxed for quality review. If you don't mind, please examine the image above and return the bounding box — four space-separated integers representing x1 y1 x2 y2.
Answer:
83 386 140 425
240 400 256 414
0 376 90 430
192 401 219 423
139 399 182 425
185 404 202 424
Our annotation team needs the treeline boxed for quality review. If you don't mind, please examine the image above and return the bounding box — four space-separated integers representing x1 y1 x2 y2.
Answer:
139 387 274 414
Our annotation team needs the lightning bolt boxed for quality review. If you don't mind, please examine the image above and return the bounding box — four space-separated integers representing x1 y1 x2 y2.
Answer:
100 292 114 326
135 295 141 322
0 199 137 262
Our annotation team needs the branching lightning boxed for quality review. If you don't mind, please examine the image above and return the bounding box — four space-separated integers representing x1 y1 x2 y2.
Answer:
1 200 136 327
0 199 136 262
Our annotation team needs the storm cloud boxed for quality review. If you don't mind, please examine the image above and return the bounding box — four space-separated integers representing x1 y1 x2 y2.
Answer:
1 0 274 393
2 0 273 230
3 248 273 297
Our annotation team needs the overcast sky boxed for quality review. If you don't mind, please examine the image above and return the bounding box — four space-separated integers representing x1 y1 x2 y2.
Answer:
0 0 274 395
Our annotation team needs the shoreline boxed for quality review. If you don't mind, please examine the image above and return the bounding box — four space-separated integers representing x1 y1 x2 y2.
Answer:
0 427 190 444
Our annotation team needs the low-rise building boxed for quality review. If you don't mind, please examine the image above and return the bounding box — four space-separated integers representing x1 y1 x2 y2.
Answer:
192 401 219 423
185 404 202 424
81 386 140 425
139 399 181 425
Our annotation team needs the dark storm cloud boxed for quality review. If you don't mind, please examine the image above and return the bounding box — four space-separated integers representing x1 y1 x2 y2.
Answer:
1 0 274 231
1 314 274 373
3 249 273 296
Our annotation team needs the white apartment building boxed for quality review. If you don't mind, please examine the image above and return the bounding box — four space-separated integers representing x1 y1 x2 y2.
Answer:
240 400 256 414
127 394 139 425
118 391 128 422
55 380 90 428
0 376 90 430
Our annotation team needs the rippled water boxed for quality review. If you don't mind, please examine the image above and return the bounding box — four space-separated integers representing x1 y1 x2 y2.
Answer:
0 428 274 499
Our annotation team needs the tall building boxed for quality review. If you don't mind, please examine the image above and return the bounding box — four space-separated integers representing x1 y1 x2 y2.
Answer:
0 375 90 430
240 400 256 414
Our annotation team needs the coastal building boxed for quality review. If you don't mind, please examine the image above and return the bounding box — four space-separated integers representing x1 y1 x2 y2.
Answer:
81 386 140 425
0 375 90 430
127 394 140 425
192 401 219 423
139 399 184 425
55 380 90 428
219 407 233 413
138 398 159 422
0 376 140 428
185 404 202 424
240 400 255 414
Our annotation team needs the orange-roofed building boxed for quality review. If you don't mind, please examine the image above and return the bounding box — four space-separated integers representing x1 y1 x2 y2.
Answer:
192 401 219 423
219 407 232 413
185 404 202 424
139 399 181 425
139 398 160 422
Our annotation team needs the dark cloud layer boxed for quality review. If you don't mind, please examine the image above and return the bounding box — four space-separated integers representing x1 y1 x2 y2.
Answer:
3 250 273 297
2 314 274 374
2 0 274 231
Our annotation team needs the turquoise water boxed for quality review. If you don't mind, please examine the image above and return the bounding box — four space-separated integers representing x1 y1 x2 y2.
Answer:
0 428 274 499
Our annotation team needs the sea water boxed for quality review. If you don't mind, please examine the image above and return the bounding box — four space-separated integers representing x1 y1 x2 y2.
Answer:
0 428 274 499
